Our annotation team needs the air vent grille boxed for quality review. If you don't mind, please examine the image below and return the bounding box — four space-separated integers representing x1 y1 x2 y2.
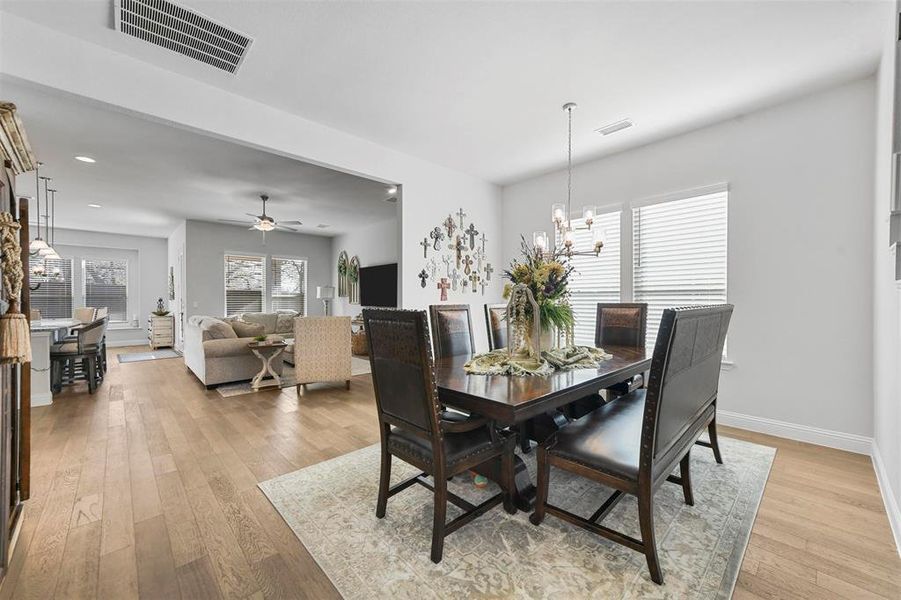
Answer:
114 0 252 73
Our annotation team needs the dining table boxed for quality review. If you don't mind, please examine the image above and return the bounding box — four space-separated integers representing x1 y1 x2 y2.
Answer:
436 345 651 511
29 318 84 406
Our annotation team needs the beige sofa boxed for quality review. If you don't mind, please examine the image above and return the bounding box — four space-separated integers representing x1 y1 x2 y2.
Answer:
184 312 296 388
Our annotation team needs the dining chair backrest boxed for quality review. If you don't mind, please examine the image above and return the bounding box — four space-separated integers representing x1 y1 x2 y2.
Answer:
595 303 647 348
363 308 441 438
29 309 41 321
642 305 732 469
484 303 508 351
95 307 109 319
428 304 475 359
73 307 97 323
78 317 109 353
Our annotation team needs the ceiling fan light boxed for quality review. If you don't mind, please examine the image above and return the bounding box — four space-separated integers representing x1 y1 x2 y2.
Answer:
255 220 276 232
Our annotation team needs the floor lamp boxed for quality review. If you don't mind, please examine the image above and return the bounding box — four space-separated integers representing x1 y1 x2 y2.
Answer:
317 285 335 316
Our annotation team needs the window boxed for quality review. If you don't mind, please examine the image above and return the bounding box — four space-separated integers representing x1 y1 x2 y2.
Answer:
561 211 621 346
633 191 728 349
83 258 129 322
29 257 74 319
270 257 307 314
225 255 264 316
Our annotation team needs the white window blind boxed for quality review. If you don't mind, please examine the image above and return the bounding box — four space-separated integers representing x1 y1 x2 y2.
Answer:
225 255 264 316
560 212 622 345
83 258 128 322
633 191 728 350
270 257 306 314
29 257 74 319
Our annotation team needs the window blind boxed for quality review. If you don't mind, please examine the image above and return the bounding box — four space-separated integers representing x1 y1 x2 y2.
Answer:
29 257 74 319
84 258 129 322
633 191 728 350
560 212 622 346
225 255 264 316
270 257 306 314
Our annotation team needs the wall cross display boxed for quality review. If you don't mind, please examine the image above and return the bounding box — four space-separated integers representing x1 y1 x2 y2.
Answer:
419 237 429 258
484 262 494 281
418 269 429 288
464 223 479 250
429 227 445 250
437 277 450 301
452 235 464 268
427 257 438 278
450 269 461 290
456 207 467 228
480 232 487 253
480 279 488 295
470 272 480 294
474 248 484 270
442 255 452 277
462 277 469 290
443 214 457 238
463 254 473 275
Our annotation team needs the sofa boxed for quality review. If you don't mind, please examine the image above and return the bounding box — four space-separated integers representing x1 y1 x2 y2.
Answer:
184 311 297 388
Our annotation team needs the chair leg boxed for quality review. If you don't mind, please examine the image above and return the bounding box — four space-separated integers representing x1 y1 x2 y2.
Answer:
638 490 663 585
296 384 305 396
501 438 515 515
430 474 448 563
679 452 694 506
376 440 391 519
67 359 75 384
529 445 550 526
87 357 97 394
518 423 532 453
345 380 350 390
708 418 723 464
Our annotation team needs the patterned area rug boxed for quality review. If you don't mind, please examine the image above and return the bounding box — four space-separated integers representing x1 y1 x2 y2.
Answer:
117 349 182 363
216 356 371 397
259 436 774 599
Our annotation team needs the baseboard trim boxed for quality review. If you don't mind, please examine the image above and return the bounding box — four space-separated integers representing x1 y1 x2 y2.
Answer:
871 441 901 558
717 410 873 455
107 339 150 348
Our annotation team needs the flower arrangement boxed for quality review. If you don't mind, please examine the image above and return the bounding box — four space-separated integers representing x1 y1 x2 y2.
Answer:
503 236 574 334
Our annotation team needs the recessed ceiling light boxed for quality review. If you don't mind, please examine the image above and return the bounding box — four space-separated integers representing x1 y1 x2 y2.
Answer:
595 119 633 136
88 203 102 208
387 186 397 194
74 155 97 163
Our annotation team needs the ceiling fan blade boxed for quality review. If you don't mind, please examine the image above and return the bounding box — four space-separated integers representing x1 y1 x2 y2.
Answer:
280 220 304 225
274 224 298 232
248 226 258 231
245 213 261 219
218 219 253 225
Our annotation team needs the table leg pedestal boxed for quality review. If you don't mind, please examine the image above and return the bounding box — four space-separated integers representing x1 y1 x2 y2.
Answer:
471 454 535 512
251 348 284 390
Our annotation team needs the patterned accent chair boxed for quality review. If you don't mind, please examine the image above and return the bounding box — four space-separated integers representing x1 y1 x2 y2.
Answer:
363 308 515 563
293 316 352 395
483 303 508 351
530 305 733 584
428 304 475 359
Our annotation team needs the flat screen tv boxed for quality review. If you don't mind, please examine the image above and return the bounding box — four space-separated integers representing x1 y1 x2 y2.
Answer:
359 263 398 307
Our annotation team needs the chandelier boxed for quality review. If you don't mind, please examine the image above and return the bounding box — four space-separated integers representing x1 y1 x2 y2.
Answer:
29 162 63 286
532 102 605 258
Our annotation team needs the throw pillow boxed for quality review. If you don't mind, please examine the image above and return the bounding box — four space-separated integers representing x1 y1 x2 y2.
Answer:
231 319 266 338
203 319 237 340
276 313 296 334
240 312 278 334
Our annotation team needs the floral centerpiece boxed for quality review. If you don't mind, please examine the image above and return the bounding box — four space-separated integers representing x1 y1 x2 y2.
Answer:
503 236 574 345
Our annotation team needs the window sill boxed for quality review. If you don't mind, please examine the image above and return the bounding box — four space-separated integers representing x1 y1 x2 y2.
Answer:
108 322 142 331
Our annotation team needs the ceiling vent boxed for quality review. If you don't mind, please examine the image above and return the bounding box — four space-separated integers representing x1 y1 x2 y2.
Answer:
595 119 634 136
113 0 253 74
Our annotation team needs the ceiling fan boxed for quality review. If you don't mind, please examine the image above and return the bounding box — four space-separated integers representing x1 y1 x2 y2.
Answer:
218 194 303 243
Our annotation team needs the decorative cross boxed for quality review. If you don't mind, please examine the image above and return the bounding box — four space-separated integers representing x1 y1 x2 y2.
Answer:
473 249 484 270
464 223 479 250
429 227 445 251
480 232 487 253
427 257 438 278
443 214 457 238
480 279 488 295
437 277 450 302
418 269 429 288
484 262 494 281
441 255 452 277
419 237 429 258
456 207 467 229
453 235 464 268
450 269 461 290
470 273 480 294
463 254 473 275
462 277 469 290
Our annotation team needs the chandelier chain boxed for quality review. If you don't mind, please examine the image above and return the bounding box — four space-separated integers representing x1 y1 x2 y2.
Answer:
567 105 573 230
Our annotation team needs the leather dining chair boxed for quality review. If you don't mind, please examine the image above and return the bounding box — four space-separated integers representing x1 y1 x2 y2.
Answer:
428 304 476 359
363 308 515 563
530 305 733 584
483 303 508 351
50 316 109 394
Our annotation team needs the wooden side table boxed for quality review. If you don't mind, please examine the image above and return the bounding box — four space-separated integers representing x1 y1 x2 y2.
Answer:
248 341 288 390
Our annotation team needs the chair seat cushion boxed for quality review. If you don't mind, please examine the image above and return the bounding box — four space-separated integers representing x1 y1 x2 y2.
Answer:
51 342 99 355
549 389 646 480
388 422 500 470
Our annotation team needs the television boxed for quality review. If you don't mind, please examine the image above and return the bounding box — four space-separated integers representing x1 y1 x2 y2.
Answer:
359 263 398 307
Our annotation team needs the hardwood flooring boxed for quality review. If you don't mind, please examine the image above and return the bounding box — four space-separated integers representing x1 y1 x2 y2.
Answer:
0 346 898 599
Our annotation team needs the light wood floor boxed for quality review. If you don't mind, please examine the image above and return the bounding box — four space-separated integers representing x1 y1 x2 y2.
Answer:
0 347 897 599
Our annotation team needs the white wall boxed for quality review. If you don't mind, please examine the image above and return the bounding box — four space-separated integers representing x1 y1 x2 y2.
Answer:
50 227 167 346
330 218 399 317
0 13 503 347
871 1 901 553
502 77 876 439
183 220 332 319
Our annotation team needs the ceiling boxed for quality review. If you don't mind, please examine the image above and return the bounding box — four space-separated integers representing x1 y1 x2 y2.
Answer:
0 1 886 184
3 79 397 238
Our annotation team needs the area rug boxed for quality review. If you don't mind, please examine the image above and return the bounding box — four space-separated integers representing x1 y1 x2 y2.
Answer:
259 436 774 599
216 356 372 397
117 349 182 363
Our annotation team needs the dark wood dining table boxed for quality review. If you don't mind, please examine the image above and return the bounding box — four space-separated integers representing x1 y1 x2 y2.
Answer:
436 345 650 511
